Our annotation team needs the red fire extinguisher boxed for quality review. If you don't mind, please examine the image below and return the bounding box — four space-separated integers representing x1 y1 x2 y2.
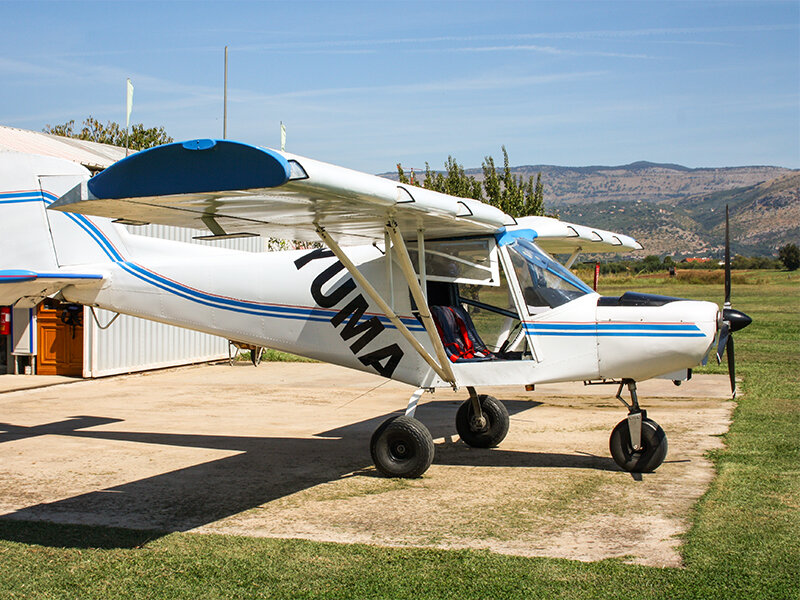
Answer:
0 307 10 336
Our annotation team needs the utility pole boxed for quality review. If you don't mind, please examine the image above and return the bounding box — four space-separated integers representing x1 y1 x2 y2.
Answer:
223 46 228 139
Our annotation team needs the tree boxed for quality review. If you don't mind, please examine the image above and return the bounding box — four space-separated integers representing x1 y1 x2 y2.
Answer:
397 147 546 218
481 154 501 207
396 163 410 184
641 255 662 273
43 116 172 151
527 172 544 217
778 243 800 271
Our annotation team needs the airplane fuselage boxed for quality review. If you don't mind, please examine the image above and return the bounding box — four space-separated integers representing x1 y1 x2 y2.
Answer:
61 218 718 390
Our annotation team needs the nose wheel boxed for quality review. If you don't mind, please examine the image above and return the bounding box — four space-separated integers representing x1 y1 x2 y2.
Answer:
609 380 668 472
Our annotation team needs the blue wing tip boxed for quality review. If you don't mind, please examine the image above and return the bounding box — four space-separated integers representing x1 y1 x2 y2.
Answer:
88 139 292 200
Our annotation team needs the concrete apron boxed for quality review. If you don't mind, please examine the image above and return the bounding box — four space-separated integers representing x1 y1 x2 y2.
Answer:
0 362 733 567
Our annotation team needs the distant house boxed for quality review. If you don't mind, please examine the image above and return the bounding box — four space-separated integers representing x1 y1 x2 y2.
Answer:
680 257 714 264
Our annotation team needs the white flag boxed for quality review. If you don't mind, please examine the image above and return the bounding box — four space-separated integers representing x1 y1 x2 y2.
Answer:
280 121 286 151
126 78 134 128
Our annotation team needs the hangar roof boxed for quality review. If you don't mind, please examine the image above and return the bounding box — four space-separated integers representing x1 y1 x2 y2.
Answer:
0 124 127 172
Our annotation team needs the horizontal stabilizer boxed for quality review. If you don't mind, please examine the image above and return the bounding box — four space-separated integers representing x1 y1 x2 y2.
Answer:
0 269 105 307
49 139 514 245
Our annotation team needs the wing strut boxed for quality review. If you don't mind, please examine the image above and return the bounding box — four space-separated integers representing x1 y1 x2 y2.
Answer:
315 224 457 388
385 221 455 384
564 246 582 269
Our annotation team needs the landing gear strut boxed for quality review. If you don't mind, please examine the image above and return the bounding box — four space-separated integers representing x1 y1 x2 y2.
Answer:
609 380 668 472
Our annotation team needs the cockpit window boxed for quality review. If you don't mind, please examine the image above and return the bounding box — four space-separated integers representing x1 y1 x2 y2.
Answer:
506 238 592 313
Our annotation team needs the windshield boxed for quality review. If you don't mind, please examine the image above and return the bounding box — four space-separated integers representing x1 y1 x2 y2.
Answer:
506 238 592 313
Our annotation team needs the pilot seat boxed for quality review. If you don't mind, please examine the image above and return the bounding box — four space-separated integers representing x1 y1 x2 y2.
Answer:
430 305 496 363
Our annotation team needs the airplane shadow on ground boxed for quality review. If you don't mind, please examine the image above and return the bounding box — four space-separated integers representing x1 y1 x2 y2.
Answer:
0 399 619 548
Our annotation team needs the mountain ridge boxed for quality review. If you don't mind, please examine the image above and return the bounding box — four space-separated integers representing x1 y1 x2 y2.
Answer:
381 161 799 257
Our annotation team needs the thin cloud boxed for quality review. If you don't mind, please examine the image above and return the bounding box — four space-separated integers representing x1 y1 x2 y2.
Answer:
229 23 796 53
0 57 67 78
254 71 607 100
450 45 654 59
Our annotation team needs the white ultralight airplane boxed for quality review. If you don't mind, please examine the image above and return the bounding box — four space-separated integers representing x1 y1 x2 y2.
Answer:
0 140 751 478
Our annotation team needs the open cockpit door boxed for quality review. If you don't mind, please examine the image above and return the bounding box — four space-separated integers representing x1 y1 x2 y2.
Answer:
406 237 500 287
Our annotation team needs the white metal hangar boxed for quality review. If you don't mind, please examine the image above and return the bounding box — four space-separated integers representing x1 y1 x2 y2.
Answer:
0 125 265 377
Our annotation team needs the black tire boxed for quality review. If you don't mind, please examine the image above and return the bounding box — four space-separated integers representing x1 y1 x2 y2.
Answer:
370 416 435 478
609 417 668 472
455 394 510 448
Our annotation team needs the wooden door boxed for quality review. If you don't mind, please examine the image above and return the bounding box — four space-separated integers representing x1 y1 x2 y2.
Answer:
37 301 83 376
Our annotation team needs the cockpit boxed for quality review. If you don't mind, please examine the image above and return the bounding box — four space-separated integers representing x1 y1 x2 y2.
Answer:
407 230 594 362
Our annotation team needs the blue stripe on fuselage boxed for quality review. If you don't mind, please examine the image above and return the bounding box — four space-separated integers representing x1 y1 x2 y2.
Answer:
4 191 423 331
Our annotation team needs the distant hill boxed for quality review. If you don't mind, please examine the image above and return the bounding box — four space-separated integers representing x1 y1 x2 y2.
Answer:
551 169 799 257
381 161 799 257
468 161 794 206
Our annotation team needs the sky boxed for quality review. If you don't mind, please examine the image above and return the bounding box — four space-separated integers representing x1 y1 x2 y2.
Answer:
1 0 798 173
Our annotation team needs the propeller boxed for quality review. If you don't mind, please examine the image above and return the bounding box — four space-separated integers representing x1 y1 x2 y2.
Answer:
715 205 752 395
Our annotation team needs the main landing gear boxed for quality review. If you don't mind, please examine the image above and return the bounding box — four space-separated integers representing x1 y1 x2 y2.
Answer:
370 415 435 478
609 380 668 473
369 381 667 476
369 386 511 478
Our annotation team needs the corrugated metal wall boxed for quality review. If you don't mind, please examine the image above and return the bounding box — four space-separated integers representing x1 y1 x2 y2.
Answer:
83 225 265 378
126 224 265 250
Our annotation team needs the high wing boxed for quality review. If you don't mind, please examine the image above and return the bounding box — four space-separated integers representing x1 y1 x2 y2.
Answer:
0 270 105 307
511 216 643 254
50 139 514 245
50 138 642 254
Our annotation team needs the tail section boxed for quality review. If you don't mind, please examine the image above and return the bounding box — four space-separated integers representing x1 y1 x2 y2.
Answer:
0 152 114 306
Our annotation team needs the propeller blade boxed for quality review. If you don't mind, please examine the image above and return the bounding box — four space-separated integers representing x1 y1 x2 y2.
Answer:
716 321 730 363
724 205 731 306
726 334 736 395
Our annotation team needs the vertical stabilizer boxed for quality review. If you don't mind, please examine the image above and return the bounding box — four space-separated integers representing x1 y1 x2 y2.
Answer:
1 152 128 270
0 152 118 306
0 152 73 273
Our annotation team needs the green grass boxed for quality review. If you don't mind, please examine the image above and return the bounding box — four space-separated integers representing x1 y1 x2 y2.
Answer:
1 271 797 599
236 348 317 363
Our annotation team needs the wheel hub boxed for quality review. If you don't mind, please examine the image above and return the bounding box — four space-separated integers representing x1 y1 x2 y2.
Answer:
390 441 410 459
470 414 488 431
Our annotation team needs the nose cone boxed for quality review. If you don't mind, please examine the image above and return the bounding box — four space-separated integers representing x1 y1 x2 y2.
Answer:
724 308 752 332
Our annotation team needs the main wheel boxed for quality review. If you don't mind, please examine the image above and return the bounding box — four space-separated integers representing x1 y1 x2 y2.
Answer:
370 415 435 478
609 417 668 472
455 394 509 448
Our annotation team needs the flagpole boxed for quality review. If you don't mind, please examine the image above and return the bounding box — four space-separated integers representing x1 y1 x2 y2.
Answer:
125 78 133 156
223 46 228 139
